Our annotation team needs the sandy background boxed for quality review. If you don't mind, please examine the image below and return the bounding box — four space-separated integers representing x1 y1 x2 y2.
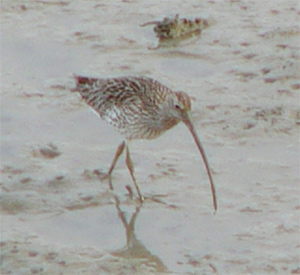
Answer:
1 0 300 274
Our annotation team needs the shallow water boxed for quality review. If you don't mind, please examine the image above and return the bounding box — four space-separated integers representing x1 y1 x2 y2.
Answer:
1 1 300 274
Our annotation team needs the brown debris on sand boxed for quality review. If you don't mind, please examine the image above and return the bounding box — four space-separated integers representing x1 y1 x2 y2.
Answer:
141 14 214 48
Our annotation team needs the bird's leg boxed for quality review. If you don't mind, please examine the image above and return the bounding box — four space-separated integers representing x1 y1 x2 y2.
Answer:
125 143 144 202
107 141 126 177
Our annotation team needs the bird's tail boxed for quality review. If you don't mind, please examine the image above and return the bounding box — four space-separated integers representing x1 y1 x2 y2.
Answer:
71 74 105 107
71 74 99 95
71 74 89 92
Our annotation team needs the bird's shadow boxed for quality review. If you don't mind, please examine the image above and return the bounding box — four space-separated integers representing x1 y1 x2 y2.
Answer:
106 177 169 273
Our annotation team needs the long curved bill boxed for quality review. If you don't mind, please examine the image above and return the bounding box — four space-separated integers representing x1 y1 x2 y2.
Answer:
182 112 217 212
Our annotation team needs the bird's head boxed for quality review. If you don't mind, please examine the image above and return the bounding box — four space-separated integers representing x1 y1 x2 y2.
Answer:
166 91 192 123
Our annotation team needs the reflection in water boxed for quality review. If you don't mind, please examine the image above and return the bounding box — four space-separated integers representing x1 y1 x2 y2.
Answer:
107 178 168 273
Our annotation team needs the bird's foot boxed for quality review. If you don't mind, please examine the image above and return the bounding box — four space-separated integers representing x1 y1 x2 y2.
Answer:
125 185 145 203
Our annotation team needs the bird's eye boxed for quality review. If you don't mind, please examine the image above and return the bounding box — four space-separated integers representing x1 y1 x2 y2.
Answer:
174 104 180 109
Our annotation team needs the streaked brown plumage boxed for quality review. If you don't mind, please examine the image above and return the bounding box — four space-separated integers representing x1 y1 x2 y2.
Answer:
73 75 217 211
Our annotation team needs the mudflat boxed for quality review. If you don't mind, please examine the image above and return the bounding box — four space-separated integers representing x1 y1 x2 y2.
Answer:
1 1 299 274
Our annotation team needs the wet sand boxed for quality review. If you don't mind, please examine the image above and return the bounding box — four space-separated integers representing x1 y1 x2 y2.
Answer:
1 0 300 274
